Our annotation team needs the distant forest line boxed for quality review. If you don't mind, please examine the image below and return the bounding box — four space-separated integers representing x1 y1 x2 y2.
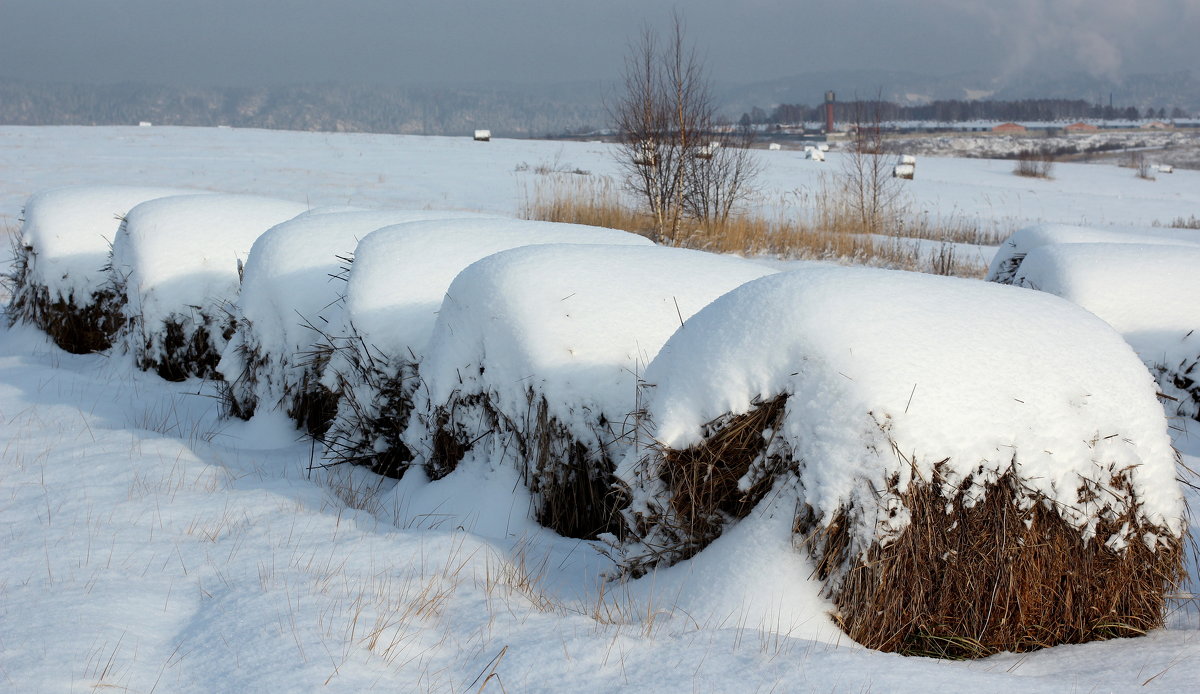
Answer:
743 99 1191 127
0 78 1194 138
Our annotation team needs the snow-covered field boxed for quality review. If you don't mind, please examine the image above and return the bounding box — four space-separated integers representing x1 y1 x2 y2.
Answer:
2 126 1199 692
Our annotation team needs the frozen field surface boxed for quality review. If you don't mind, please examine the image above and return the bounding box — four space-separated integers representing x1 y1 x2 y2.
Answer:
1 126 1198 692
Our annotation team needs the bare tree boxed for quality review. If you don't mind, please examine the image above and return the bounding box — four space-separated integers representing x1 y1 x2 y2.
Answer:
612 13 757 244
839 94 906 235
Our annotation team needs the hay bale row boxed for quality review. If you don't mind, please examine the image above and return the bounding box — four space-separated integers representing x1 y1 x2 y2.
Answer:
216 209 496 433
617 267 1186 656
316 218 651 478
4 185 199 353
406 243 775 538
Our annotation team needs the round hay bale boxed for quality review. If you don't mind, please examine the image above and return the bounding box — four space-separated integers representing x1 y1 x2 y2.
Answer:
986 223 1200 285
1013 242 1200 422
409 243 775 538
619 267 1186 656
109 194 310 381
5 185 201 353
318 218 651 477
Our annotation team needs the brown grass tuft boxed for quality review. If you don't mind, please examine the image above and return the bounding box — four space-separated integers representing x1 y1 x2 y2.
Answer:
521 174 991 278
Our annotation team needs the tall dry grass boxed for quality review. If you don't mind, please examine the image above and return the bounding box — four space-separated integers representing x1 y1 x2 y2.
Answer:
520 173 992 278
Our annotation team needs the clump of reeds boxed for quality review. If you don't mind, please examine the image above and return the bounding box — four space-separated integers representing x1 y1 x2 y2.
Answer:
1013 149 1056 179
4 237 125 353
520 174 991 278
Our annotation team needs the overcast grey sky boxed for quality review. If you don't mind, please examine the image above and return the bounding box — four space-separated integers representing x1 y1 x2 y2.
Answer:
1 1 1196 87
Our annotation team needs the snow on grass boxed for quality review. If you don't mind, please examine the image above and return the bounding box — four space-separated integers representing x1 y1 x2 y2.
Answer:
218 208 498 424
405 243 777 537
109 193 310 379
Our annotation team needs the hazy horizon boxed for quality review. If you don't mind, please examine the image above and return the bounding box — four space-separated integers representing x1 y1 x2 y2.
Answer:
2 1 1196 89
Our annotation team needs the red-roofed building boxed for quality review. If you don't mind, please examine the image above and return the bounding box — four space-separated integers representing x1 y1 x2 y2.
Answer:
992 122 1027 134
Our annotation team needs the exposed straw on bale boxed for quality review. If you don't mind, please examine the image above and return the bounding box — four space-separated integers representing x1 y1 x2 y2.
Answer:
423 388 627 539
620 395 791 571
318 325 415 479
1152 330 1199 423
218 318 340 435
5 238 125 353
797 454 1185 658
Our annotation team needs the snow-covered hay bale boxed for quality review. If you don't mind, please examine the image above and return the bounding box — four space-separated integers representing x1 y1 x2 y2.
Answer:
619 267 1186 657
217 209 496 432
320 218 652 477
409 244 776 538
109 194 309 381
5 185 200 353
1014 242 1200 421
987 223 1200 285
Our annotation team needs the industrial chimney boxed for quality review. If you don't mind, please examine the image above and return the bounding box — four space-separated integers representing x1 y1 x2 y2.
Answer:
824 91 836 133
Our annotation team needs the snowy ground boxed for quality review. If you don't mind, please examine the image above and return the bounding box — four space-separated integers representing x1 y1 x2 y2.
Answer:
2 126 1199 692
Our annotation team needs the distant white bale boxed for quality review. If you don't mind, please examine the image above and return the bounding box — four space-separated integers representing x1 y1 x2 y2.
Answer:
987 223 1200 284
619 266 1185 654
7 185 203 353
408 243 777 537
474 129 491 141
1157 164 1174 174
217 208 498 428
138 121 152 127
1014 242 1200 420
110 194 310 380
808 149 826 162
320 218 652 476
893 163 915 179
768 143 782 151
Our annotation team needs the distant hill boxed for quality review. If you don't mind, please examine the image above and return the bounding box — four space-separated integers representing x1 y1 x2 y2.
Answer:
0 78 611 138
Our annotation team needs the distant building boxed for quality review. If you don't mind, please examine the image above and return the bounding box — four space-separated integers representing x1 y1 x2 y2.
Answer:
992 122 1027 134
1145 121 1172 130
1064 122 1099 133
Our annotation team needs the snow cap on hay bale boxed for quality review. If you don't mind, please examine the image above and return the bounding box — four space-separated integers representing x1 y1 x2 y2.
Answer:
216 208 498 431
987 222 1200 285
619 267 1186 657
1014 242 1200 422
319 218 651 478
109 194 310 381
408 243 776 538
5 185 202 353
